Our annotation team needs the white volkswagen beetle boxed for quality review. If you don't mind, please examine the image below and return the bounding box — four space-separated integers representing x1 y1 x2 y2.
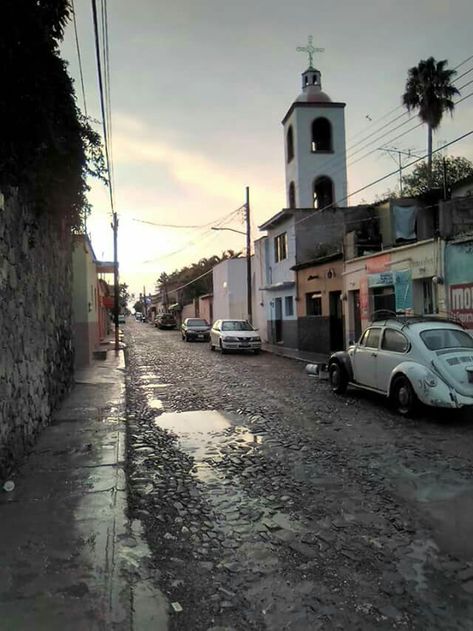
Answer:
328 314 473 416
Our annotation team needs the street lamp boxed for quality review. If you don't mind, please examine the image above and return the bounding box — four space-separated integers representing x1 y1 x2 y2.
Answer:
211 187 252 323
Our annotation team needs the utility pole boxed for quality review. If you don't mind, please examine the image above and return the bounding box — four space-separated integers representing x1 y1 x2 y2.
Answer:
112 212 120 352
442 157 448 200
143 285 147 320
245 186 252 324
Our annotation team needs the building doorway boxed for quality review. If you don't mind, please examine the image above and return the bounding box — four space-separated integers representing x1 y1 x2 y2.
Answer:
329 291 344 351
274 298 283 342
351 290 362 342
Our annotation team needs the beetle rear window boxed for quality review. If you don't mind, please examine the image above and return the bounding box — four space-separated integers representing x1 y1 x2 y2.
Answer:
420 329 473 351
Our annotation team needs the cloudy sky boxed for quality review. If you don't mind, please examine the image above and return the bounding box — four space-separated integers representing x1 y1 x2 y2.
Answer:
62 0 473 298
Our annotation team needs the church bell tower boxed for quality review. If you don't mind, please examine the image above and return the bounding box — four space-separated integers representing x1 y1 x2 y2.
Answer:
283 37 347 210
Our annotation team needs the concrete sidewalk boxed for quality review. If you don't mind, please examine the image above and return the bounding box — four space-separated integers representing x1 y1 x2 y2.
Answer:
0 344 168 631
263 342 329 365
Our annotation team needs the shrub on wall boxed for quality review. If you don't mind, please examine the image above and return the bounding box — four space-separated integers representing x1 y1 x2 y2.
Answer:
0 0 106 231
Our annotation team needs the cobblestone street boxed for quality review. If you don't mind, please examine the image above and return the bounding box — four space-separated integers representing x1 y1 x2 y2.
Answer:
124 321 473 631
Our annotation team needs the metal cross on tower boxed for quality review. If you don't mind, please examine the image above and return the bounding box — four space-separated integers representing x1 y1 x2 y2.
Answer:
296 35 324 68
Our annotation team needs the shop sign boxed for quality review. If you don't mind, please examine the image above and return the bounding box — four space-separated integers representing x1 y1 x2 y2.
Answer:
394 270 413 313
368 272 394 288
450 283 473 328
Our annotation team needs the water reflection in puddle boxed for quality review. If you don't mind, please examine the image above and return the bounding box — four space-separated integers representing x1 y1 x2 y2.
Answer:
154 410 262 482
148 399 164 410
391 462 473 558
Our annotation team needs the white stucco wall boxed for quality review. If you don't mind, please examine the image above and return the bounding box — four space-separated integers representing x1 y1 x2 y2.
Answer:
253 238 268 341
266 217 297 285
212 258 247 320
284 104 347 208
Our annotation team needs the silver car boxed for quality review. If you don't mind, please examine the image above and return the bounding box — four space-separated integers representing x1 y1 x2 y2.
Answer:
210 319 261 354
328 315 473 416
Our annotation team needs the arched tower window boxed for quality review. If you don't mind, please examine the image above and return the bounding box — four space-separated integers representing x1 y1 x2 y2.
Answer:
287 126 294 162
313 176 334 210
311 117 332 152
288 182 296 208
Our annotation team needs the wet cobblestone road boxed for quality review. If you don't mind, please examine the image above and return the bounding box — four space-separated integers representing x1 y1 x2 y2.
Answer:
124 321 473 631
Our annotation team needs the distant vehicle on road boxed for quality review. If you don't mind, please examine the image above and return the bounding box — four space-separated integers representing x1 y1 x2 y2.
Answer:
181 318 211 342
155 313 177 329
134 312 144 321
118 314 126 324
210 319 261 354
328 312 473 416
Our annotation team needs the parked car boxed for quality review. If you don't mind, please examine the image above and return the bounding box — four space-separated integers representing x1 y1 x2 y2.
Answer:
181 318 211 342
210 319 261 354
118 314 126 324
155 313 177 329
328 313 473 416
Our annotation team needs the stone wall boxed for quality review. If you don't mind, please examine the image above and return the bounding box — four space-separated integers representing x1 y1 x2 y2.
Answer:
0 188 73 477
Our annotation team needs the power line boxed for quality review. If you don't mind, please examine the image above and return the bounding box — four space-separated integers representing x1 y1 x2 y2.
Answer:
345 54 473 150
141 208 244 265
318 79 473 187
165 268 214 294
319 56 473 179
132 204 246 230
293 125 473 229
101 0 114 195
71 0 88 117
91 0 114 212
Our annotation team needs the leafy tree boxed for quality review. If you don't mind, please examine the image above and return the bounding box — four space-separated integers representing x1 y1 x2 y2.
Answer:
119 283 130 311
0 0 106 231
133 301 143 314
155 250 242 305
403 155 473 196
402 57 459 185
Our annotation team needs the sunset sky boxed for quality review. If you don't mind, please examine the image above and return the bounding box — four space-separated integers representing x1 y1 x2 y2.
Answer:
62 0 473 298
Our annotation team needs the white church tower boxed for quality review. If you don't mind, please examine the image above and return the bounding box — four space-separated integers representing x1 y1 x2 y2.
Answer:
282 37 347 210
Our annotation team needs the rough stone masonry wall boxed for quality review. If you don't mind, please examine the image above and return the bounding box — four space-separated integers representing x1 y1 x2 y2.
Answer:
0 188 74 478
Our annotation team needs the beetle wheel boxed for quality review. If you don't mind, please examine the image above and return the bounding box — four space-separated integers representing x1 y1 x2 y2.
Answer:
392 376 417 417
329 362 348 394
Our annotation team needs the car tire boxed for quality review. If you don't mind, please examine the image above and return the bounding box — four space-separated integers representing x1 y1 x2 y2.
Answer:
329 362 348 394
220 342 228 355
391 376 417 417
185 334 189 342
210 342 215 351
253 349 260 355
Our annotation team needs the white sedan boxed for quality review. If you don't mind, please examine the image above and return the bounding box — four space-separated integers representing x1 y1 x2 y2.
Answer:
210 319 261 354
328 315 473 416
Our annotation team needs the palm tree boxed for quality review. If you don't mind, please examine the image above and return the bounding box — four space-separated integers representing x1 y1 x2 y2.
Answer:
402 57 459 185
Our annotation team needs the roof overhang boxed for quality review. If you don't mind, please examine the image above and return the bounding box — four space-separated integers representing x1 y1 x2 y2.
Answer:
261 281 296 291
282 101 346 126
291 252 343 271
96 261 116 274
258 209 292 231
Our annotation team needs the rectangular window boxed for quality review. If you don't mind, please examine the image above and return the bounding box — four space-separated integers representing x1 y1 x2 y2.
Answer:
274 232 288 262
306 292 322 316
285 296 294 316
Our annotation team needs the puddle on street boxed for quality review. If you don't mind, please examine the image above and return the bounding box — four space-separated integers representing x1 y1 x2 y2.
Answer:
154 410 261 482
148 399 164 410
150 409 325 607
392 463 473 559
